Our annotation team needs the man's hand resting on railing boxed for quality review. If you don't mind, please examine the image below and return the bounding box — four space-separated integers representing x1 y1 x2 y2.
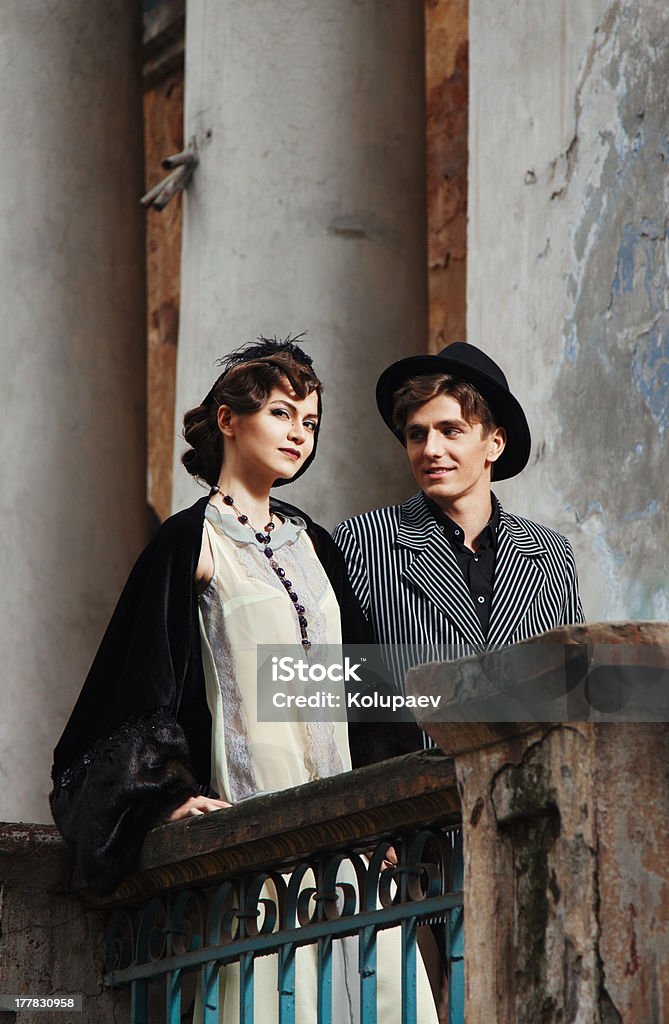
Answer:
169 795 232 820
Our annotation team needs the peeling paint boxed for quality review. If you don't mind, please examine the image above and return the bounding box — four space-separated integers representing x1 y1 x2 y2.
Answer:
553 3 669 619
611 223 638 295
578 512 624 612
627 579 669 621
470 0 669 621
622 499 659 521
563 324 578 364
632 320 669 431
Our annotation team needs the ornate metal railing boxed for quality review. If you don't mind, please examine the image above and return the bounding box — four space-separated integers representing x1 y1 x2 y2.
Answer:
88 750 462 1024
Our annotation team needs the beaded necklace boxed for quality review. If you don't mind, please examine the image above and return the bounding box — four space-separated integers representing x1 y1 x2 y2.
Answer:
210 486 311 650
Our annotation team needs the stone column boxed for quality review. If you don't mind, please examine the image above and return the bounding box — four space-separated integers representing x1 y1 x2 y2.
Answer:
409 622 669 1023
0 1 147 822
172 0 427 525
468 0 669 621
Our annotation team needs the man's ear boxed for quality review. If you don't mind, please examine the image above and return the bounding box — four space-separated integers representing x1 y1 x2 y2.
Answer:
487 426 506 462
217 404 235 438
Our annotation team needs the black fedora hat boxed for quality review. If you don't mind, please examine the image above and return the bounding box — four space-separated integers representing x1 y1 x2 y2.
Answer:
376 341 531 480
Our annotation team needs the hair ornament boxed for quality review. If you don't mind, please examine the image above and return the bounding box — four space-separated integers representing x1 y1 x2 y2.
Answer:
202 334 312 405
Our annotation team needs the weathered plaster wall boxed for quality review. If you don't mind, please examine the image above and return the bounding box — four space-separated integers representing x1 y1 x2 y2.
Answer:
454 724 669 1024
0 1 147 823
593 724 669 1021
412 623 669 1023
172 0 425 525
469 0 669 620
0 825 128 1021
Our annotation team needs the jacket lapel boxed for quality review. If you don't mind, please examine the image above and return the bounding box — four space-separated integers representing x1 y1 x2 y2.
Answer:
397 494 486 649
486 512 547 647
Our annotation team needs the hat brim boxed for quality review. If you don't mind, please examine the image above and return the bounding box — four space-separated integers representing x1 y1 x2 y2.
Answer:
376 353 531 481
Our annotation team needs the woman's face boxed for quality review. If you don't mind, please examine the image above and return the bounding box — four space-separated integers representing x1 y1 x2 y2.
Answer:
218 381 319 484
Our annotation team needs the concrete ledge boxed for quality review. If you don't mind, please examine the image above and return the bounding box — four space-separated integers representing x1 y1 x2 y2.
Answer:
407 621 669 755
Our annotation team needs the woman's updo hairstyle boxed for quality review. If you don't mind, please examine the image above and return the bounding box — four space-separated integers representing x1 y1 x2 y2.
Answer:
181 335 323 488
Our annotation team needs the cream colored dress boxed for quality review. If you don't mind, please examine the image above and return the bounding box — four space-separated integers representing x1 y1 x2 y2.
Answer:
196 505 438 1023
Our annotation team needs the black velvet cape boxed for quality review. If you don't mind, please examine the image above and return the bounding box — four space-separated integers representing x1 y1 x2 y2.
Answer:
50 494 388 895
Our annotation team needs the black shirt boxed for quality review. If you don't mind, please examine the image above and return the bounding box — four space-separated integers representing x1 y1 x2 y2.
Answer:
425 494 500 637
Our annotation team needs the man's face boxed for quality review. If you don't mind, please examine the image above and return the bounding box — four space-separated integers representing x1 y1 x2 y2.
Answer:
404 393 505 510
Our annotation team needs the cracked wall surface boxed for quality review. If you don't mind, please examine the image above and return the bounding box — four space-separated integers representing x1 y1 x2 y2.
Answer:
414 627 669 1022
469 0 669 620
491 729 602 1024
447 724 668 1023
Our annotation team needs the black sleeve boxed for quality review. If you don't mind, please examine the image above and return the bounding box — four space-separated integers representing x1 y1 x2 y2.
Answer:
50 499 210 895
50 709 199 895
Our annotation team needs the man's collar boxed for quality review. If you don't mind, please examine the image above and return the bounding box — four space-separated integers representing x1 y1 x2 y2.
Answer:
396 491 499 549
397 491 548 563
396 492 441 549
423 493 500 551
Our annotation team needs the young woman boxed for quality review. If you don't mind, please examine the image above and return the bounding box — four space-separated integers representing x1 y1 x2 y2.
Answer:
50 338 437 1023
50 338 366 893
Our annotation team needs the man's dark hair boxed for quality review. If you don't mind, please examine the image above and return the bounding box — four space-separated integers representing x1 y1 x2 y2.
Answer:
392 373 498 437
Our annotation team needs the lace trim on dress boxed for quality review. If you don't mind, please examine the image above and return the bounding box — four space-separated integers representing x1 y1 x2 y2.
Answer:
236 537 344 781
202 517 344 788
198 584 259 802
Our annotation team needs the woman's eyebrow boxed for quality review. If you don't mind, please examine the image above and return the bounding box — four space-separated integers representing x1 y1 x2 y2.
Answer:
269 399 319 420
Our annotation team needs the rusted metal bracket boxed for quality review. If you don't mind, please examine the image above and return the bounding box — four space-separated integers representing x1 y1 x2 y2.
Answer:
140 137 198 211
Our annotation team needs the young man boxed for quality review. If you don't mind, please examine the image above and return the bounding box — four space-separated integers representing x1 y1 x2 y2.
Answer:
334 342 584 1009
334 342 584 741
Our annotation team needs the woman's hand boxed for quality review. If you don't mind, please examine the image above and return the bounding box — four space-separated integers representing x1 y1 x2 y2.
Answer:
362 844 397 870
169 795 232 821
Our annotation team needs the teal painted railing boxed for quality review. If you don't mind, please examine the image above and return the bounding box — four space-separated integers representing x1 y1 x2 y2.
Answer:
96 750 463 1023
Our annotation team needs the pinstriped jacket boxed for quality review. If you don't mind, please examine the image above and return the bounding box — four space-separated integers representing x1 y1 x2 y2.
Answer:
333 491 584 687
